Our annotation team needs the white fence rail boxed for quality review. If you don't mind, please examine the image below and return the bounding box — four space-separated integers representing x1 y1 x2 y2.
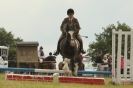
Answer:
112 29 133 84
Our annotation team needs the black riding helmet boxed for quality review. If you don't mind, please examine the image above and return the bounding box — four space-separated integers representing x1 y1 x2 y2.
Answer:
40 46 43 49
67 8 74 15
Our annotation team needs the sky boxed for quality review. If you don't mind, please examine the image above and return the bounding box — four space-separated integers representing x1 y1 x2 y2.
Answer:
0 0 133 62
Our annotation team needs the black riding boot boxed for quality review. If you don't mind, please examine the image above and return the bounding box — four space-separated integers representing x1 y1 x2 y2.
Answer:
53 42 60 56
53 35 64 56
79 41 86 54
77 36 86 54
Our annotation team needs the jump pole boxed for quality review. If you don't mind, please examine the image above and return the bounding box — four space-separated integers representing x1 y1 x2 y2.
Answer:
0 67 106 85
0 67 111 75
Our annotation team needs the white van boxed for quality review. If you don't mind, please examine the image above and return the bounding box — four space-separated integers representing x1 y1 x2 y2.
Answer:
0 46 9 68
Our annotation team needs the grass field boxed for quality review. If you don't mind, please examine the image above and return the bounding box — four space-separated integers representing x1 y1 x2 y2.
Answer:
0 73 133 88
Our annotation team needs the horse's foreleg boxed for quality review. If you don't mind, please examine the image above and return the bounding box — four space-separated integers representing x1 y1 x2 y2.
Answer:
74 63 79 76
62 58 72 76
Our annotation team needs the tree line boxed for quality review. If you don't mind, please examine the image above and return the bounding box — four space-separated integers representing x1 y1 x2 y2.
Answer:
0 28 23 67
0 22 132 67
88 22 132 64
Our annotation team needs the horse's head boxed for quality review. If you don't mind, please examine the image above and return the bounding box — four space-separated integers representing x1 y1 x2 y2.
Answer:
66 30 76 47
68 30 75 39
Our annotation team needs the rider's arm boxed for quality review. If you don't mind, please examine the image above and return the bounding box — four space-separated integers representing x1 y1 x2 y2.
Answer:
74 18 81 34
60 18 67 33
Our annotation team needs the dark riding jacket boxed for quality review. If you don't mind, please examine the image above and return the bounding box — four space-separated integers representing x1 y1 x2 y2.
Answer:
60 17 81 35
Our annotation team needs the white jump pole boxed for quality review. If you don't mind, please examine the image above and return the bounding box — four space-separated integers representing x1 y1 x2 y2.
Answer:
116 30 122 84
124 33 127 81
112 29 116 83
130 30 133 81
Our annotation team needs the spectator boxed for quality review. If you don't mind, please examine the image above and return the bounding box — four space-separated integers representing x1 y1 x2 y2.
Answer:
102 54 109 71
108 55 112 71
95 54 103 71
38 46 45 63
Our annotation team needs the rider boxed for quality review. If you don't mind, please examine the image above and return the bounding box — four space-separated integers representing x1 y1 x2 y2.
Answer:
54 8 85 55
44 52 56 63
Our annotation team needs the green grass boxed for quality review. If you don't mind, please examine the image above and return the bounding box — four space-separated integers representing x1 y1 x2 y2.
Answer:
0 73 133 88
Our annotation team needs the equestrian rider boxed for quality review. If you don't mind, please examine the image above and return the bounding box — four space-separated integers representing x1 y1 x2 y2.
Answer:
54 8 85 55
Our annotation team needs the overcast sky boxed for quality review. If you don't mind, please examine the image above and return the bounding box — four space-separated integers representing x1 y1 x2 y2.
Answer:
0 0 133 58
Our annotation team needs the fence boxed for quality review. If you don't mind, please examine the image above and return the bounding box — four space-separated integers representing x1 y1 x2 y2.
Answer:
112 29 133 84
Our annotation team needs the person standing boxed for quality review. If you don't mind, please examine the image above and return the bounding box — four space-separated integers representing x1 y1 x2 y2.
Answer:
38 46 45 63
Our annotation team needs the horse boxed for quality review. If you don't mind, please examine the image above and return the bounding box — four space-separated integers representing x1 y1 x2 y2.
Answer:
59 30 81 76
39 55 56 69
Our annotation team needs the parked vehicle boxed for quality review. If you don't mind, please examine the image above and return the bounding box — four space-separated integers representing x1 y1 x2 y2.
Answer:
0 46 9 68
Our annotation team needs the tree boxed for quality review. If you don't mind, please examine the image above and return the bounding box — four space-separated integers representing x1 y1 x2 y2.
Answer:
0 28 23 67
88 22 132 63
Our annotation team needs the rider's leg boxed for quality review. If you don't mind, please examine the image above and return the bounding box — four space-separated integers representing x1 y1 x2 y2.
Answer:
54 34 64 55
76 35 86 54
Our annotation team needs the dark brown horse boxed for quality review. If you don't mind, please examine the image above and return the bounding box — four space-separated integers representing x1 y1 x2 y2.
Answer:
59 30 81 76
39 54 56 69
